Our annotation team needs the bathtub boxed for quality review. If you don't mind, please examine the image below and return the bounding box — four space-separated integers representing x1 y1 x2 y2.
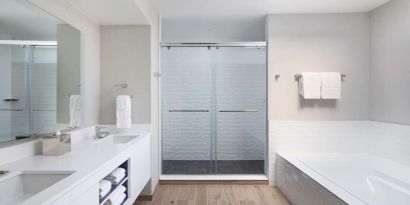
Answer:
277 153 410 205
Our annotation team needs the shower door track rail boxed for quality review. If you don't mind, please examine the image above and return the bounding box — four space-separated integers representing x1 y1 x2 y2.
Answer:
161 42 267 48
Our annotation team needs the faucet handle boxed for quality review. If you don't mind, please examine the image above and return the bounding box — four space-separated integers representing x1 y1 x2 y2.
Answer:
95 126 107 131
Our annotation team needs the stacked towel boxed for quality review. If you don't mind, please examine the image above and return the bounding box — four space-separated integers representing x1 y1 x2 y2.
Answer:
298 72 321 99
99 180 112 198
70 95 81 127
103 185 126 205
104 168 126 185
320 72 341 99
116 95 131 128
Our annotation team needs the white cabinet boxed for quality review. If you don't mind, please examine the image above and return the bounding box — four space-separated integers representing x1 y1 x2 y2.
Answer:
128 135 151 201
70 183 99 205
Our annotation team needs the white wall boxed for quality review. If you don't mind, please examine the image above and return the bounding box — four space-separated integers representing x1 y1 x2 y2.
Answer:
266 13 370 121
29 0 101 127
161 17 265 42
132 0 160 195
100 25 151 124
369 0 410 125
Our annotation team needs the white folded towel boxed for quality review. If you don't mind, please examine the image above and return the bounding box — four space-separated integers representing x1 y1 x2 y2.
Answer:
104 172 125 184
99 180 112 196
69 95 81 127
299 72 321 99
104 186 126 205
320 72 341 99
116 95 131 128
111 168 126 177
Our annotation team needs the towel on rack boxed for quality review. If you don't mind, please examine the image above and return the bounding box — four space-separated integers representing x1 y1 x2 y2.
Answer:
299 72 321 99
104 186 126 205
69 95 81 128
116 95 131 128
320 72 341 99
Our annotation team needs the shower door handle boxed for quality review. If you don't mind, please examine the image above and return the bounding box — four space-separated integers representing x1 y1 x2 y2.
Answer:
218 110 258 112
169 109 209 113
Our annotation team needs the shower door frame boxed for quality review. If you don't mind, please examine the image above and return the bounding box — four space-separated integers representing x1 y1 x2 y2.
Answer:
159 42 269 181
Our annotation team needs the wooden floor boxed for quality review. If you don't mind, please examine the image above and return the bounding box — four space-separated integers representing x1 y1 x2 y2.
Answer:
134 185 291 205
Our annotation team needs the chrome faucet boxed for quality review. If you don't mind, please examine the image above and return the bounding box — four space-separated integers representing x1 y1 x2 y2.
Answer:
95 126 110 138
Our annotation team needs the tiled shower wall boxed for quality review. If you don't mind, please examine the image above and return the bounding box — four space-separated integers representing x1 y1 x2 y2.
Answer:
269 120 410 185
161 47 266 161
6 47 56 138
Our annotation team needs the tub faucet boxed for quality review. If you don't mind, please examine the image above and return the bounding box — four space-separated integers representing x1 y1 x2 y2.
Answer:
95 126 110 138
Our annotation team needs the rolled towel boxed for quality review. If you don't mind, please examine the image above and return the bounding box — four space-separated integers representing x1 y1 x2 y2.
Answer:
100 188 110 198
99 180 112 192
104 186 126 205
113 193 126 205
104 168 126 184
111 168 126 177
104 173 125 185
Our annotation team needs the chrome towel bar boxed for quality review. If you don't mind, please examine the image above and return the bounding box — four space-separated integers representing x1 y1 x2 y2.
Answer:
218 110 258 112
169 109 209 113
0 108 23 111
294 73 346 81
32 109 56 111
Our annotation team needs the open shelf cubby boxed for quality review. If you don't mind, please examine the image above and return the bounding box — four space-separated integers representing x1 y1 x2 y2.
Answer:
99 159 129 205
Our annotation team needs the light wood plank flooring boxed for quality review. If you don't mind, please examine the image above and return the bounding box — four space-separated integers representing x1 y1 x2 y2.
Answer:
134 185 291 205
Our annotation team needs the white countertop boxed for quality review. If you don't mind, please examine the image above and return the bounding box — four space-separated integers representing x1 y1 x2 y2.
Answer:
0 125 151 205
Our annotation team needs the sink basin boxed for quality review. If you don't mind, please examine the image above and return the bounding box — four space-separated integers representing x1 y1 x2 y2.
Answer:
112 135 138 144
0 171 73 205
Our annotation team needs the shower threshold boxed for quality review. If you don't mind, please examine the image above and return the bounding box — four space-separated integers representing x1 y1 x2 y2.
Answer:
160 174 268 182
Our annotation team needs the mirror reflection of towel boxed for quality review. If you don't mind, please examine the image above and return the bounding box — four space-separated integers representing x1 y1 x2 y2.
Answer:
116 95 131 128
70 95 81 128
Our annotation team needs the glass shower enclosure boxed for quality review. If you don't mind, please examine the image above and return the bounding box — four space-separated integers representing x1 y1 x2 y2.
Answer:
0 43 57 142
161 43 267 176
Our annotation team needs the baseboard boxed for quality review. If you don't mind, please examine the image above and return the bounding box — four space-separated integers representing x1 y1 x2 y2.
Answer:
135 195 153 202
134 182 159 202
159 180 269 185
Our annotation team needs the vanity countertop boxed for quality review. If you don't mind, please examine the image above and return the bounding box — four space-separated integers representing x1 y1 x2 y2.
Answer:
0 124 151 205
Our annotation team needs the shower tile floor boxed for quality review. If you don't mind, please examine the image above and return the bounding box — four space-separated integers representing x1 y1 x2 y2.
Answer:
162 160 265 174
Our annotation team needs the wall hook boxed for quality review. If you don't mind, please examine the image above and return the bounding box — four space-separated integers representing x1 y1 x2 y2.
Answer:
275 74 280 81
153 72 161 78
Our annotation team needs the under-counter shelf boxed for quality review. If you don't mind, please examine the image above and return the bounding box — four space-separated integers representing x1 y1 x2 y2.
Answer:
99 159 129 205
99 176 128 205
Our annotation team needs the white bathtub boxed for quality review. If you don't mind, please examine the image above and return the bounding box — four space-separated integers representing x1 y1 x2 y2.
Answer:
278 153 410 205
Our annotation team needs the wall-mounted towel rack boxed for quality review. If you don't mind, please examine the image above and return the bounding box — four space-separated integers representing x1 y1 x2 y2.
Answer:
0 108 24 111
294 73 346 81
114 84 133 98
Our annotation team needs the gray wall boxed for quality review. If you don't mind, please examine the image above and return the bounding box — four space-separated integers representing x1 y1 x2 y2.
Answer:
266 14 370 120
57 24 81 124
161 17 265 42
370 0 410 125
100 25 151 124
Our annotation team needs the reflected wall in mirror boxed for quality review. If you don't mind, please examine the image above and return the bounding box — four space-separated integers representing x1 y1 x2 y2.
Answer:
0 0 81 143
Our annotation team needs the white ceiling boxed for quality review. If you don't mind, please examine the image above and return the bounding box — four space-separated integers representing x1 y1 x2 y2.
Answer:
66 0 149 25
153 0 390 18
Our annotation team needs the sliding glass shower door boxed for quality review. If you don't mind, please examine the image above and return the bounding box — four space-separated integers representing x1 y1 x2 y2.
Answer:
161 45 266 175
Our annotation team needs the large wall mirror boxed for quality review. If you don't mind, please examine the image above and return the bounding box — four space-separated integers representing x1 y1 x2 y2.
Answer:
0 0 82 144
